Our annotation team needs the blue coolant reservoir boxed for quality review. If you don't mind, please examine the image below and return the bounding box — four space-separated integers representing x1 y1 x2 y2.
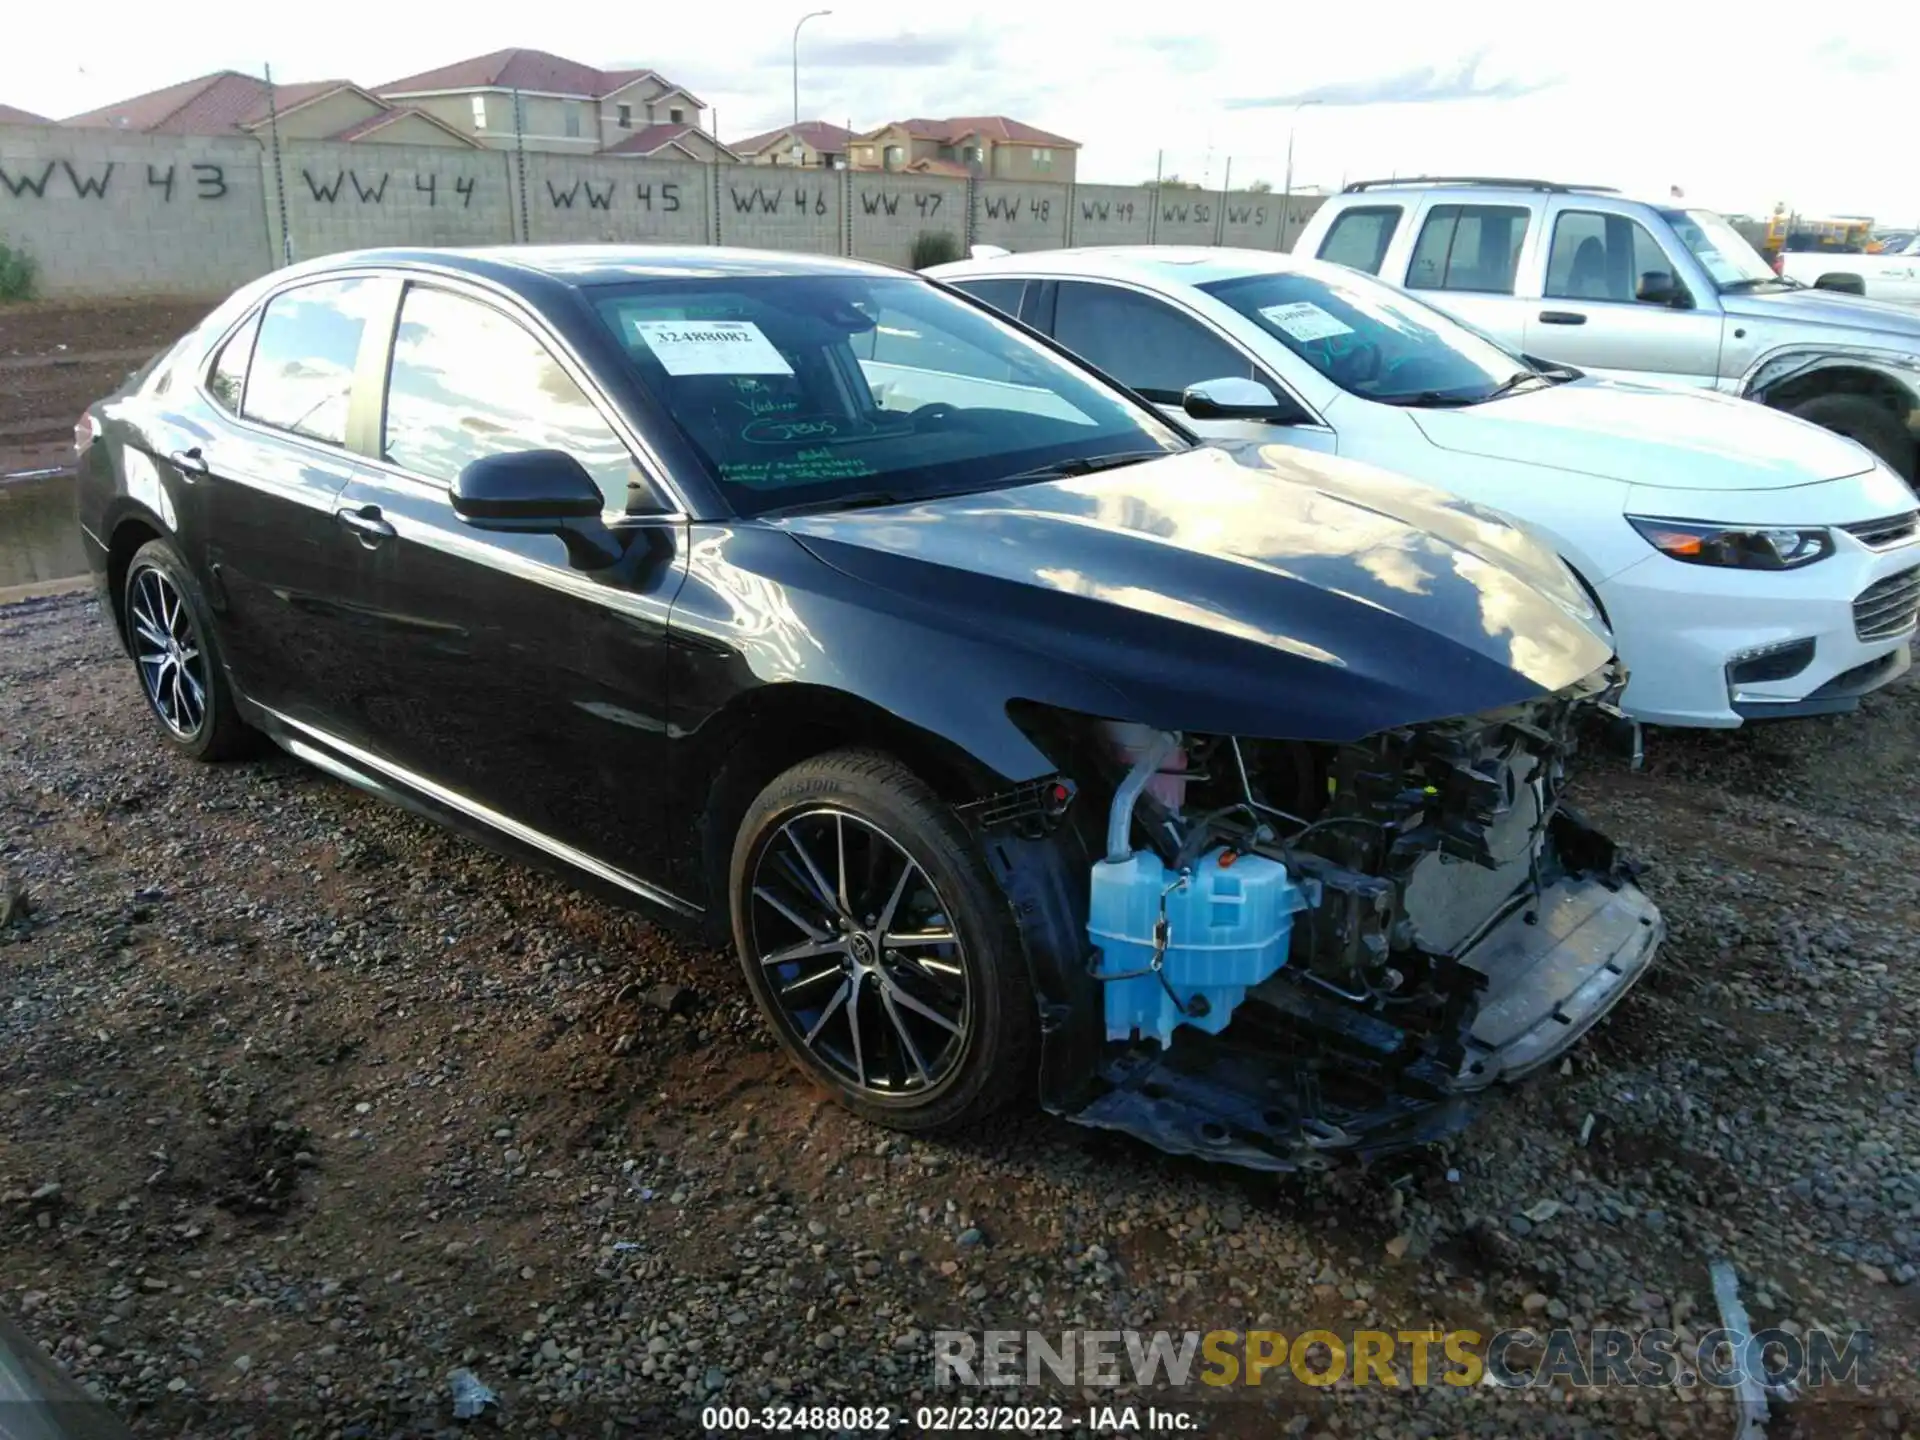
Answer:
1088 848 1314 1048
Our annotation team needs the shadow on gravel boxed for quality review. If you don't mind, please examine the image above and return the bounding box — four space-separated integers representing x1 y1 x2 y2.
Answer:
1604 674 1920 816
156 1114 315 1221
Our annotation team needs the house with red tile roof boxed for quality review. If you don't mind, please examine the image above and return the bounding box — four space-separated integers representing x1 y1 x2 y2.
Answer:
0 103 49 126
729 121 856 169
61 71 477 147
848 116 1078 183
375 48 734 161
56 49 735 160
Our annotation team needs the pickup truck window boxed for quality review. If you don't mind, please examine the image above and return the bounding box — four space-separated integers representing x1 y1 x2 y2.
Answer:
1546 211 1677 304
1316 205 1402 275
1406 204 1529 295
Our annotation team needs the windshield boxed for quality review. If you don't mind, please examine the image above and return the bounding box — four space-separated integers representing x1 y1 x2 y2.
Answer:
1197 268 1529 405
590 275 1182 517
1658 209 1777 288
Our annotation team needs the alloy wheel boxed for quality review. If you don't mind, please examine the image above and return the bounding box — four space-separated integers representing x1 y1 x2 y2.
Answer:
128 566 207 739
747 807 972 1097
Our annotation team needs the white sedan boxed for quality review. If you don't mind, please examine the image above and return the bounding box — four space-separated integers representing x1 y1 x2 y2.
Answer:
929 246 1920 728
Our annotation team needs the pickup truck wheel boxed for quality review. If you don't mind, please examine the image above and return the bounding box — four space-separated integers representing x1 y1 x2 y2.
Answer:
731 749 1037 1133
1786 394 1916 481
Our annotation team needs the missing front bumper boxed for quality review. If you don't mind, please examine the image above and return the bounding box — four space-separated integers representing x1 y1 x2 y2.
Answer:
1455 874 1663 1089
1050 869 1661 1172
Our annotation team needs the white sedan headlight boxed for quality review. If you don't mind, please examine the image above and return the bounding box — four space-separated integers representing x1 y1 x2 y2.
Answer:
1626 517 1833 571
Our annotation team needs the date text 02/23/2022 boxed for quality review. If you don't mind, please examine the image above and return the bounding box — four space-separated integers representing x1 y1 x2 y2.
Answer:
700 1403 1201 1432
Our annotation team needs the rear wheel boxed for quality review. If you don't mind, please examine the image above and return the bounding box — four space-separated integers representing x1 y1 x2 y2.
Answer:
1787 393 1916 481
730 749 1035 1133
123 539 254 761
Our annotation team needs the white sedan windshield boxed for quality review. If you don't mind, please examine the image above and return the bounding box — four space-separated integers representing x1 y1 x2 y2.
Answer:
1199 269 1526 404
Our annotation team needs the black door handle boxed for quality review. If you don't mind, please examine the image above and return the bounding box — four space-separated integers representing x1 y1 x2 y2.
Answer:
335 505 396 545
168 447 208 478
1538 310 1588 326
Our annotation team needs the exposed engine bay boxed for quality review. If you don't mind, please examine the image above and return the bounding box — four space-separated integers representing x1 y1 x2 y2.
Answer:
981 672 1663 1171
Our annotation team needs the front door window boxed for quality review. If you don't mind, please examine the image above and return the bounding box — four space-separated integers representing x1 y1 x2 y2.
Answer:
1546 211 1689 306
1050 282 1255 403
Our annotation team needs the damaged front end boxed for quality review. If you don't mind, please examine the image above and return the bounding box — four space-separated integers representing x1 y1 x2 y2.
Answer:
979 671 1662 1172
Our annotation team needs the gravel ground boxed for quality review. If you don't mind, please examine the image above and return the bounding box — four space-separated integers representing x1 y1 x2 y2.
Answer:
2 591 1917 1438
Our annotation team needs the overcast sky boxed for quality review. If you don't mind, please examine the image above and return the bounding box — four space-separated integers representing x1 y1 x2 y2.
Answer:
5 0 1914 223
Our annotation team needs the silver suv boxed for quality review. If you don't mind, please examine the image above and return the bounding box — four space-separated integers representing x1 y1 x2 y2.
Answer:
1293 177 1920 480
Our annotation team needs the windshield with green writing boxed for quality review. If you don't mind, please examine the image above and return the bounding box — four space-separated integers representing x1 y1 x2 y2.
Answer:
1198 269 1525 404
591 276 1184 517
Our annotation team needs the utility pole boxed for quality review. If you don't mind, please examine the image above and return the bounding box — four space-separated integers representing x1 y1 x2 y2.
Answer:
262 63 292 265
1279 99 1320 253
512 89 529 244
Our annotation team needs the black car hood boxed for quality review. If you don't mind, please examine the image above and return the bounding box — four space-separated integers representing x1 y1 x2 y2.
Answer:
777 444 1613 743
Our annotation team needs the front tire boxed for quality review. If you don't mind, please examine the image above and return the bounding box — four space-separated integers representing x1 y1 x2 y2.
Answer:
1787 393 1916 481
730 749 1036 1133
123 539 254 761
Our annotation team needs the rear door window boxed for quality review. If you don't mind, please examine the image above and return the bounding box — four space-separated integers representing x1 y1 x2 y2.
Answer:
1051 281 1254 403
241 278 381 445
1406 204 1530 294
1316 205 1403 275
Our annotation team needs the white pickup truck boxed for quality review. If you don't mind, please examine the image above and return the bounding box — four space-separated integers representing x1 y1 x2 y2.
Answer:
1781 237 1920 307
1294 179 1920 478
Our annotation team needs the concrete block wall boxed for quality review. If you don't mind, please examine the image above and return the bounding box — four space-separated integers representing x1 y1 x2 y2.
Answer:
973 180 1070 252
1 124 1325 297
850 174 968 267
519 154 709 246
1149 191 1219 247
712 170 841 254
275 140 516 261
0 124 272 296
1066 184 1154 247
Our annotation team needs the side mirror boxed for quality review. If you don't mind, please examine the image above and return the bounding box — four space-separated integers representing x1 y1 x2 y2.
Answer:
451 450 619 568
1182 376 1301 423
1636 271 1691 309
452 450 604 522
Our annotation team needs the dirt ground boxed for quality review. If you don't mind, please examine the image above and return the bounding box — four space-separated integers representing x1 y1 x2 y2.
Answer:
0 299 215 475
3 589 1918 1439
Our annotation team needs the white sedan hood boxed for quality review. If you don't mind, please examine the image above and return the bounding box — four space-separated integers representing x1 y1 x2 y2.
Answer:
1407 379 1878 491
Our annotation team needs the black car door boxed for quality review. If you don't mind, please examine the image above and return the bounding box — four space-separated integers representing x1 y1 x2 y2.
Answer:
191 274 400 743
328 279 690 896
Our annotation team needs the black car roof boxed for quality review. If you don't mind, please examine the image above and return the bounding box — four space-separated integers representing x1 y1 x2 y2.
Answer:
304 245 903 290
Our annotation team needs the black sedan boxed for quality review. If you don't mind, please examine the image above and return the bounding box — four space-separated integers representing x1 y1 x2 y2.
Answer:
76 246 1661 1169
